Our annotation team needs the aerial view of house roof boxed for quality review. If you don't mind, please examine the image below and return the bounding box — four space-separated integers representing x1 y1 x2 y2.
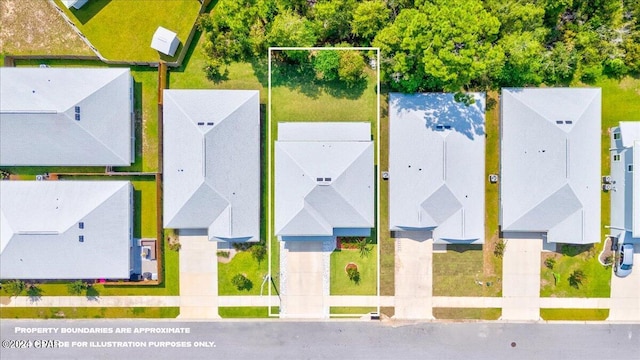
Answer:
275 122 374 239
610 121 640 244
500 88 601 244
0 67 134 166
163 89 260 242
389 93 486 244
0 180 132 280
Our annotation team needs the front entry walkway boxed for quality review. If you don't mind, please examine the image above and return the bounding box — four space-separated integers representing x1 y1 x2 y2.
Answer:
501 238 542 321
178 234 220 319
280 241 328 318
393 231 434 319
608 245 640 321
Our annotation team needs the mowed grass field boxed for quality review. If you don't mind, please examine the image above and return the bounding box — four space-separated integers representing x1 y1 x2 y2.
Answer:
54 0 200 61
330 246 378 295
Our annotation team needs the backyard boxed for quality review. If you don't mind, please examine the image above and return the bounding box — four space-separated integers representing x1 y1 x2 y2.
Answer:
53 0 201 61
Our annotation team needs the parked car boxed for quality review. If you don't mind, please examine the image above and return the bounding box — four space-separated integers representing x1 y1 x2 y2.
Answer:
614 244 634 278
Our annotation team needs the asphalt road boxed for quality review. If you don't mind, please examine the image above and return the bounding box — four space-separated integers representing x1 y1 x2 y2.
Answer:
1 320 638 359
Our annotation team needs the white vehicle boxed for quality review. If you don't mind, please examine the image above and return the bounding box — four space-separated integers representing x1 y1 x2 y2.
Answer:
614 244 634 278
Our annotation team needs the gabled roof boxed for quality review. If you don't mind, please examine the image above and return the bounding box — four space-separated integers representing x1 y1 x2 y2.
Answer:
0 181 132 280
500 88 601 244
151 26 179 57
163 90 260 242
389 93 486 243
611 122 640 242
0 67 133 166
275 122 374 237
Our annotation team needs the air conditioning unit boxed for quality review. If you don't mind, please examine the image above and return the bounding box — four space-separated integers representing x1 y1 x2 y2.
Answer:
36 175 44 181
602 183 612 191
602 175 612 184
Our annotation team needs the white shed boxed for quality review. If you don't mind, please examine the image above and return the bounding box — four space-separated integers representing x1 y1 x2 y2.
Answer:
151 26 180 57
61 0 89 9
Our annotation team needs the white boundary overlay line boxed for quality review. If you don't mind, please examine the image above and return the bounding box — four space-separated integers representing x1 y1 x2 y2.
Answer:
267 47 381 319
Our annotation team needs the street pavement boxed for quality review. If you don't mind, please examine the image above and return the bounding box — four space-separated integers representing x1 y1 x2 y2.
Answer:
393 232 434 319
1 320 638 359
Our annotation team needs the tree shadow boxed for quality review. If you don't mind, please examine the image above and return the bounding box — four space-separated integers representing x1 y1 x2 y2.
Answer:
70 0 112 25
86 285 100 301
27 284 43 303
391 93 486 141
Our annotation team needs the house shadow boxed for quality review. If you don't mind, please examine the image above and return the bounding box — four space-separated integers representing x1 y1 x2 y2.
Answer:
392 93 486 140
70 0 112 24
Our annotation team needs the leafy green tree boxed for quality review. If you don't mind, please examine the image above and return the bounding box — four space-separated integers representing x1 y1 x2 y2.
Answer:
313 0 356 42
374 0 504 93
542 41 578 84
251 244 267 265
67 280 88 296
338 50 366 85
486 0 546 33
496 31 544 86
231 274 252 291
351 0 391 41
356 238 372 258
268 11 318 63
346 267 360 284
27 284 43 300
313 50 341 81
4 280 26 297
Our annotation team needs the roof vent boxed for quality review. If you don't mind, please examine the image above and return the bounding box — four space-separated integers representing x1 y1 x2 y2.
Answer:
565 120 573 124
207 122 214 126
317 177 332 186
79 235 84 242
197 122 205 126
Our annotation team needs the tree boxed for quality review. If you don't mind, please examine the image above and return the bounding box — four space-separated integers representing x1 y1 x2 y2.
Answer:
495 31 544 86
338 49 365 85
4 280 26 297
313 0 356 42
373 0 504 93
67 280 88 296
541 41 578 84
231 274 252 291
251 244 267 265
568 269 586 289
268 11 318 63
26 284 43 300
351 1 390 42
313 50 341 81
544 257 556 270
346 266 360 284
357 238 372 258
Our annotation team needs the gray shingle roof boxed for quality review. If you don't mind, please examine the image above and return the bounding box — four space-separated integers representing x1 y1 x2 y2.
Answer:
0 181 132 280
163 90 260 242
275 122 374 237
610 122 640 243
389 93 486 243
500 88 601 244
0 68 134 166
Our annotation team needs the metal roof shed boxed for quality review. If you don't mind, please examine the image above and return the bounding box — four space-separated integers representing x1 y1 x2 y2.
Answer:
151 26 180 57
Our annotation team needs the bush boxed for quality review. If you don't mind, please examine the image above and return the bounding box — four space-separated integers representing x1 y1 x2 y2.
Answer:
251 244 266 265
493 240 506 258
544 257 556 270
4 280 26 297
217 250 230 258
347 267 360 284
67 280 88 296
231 274 252 291
568 269 586 289
26 284 43 299
168 241 181 252
357 239 372 258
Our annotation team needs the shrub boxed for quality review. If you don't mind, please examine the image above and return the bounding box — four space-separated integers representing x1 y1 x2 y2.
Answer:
251 244 267 265
231 274 252 291
168 241 181 252
67 280 88 296
357 238 372 258
232 242 253 251
568 269 586 289
26 284 43 299
493 239 506 258
4 280 26 297
347 267 360 284
544 257 556 270
217 250 230 258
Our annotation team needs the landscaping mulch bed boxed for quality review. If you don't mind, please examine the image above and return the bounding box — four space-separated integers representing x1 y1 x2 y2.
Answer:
599 237 614 266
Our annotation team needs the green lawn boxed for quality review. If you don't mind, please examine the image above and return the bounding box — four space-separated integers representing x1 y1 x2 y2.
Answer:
433 245 502 297
330 246 378 295
54 0 200 61
484 92 503 283
218 250 268 296
218 307 273 318
433 308 502 320
540 245 611 297
540 309 609 321
379 95 393 296
0 307 179 319
330 307 376 315
131 179 157 238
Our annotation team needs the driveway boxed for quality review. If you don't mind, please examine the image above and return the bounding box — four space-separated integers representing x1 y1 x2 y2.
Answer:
394 231 433 319
178 234 220 319
501 238 542 321
609 244 640 321
280 241 327 318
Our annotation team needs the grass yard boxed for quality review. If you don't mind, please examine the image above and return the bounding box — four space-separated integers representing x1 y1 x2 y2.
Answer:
540 245 611 297
0 0 93 56
53 0 200 61
330 307 376 316
218 250 269 296
433 308 502 320
131 179 157 238
433 245 502 297
540 309 609 321
330 246 377 295
218 307 273 318
379 94 394 296
0 307 179 319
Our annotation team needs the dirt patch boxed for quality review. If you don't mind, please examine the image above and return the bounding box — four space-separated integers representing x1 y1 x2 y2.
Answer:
217 249 237 264
344 263 358 272
0 296 11 305
0 0 93 55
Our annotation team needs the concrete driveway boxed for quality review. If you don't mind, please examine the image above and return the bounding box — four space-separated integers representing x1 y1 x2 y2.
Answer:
501 238 542 321
609 244 640 321
178 234 220 319
394 231 433 319
280 241 327 318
